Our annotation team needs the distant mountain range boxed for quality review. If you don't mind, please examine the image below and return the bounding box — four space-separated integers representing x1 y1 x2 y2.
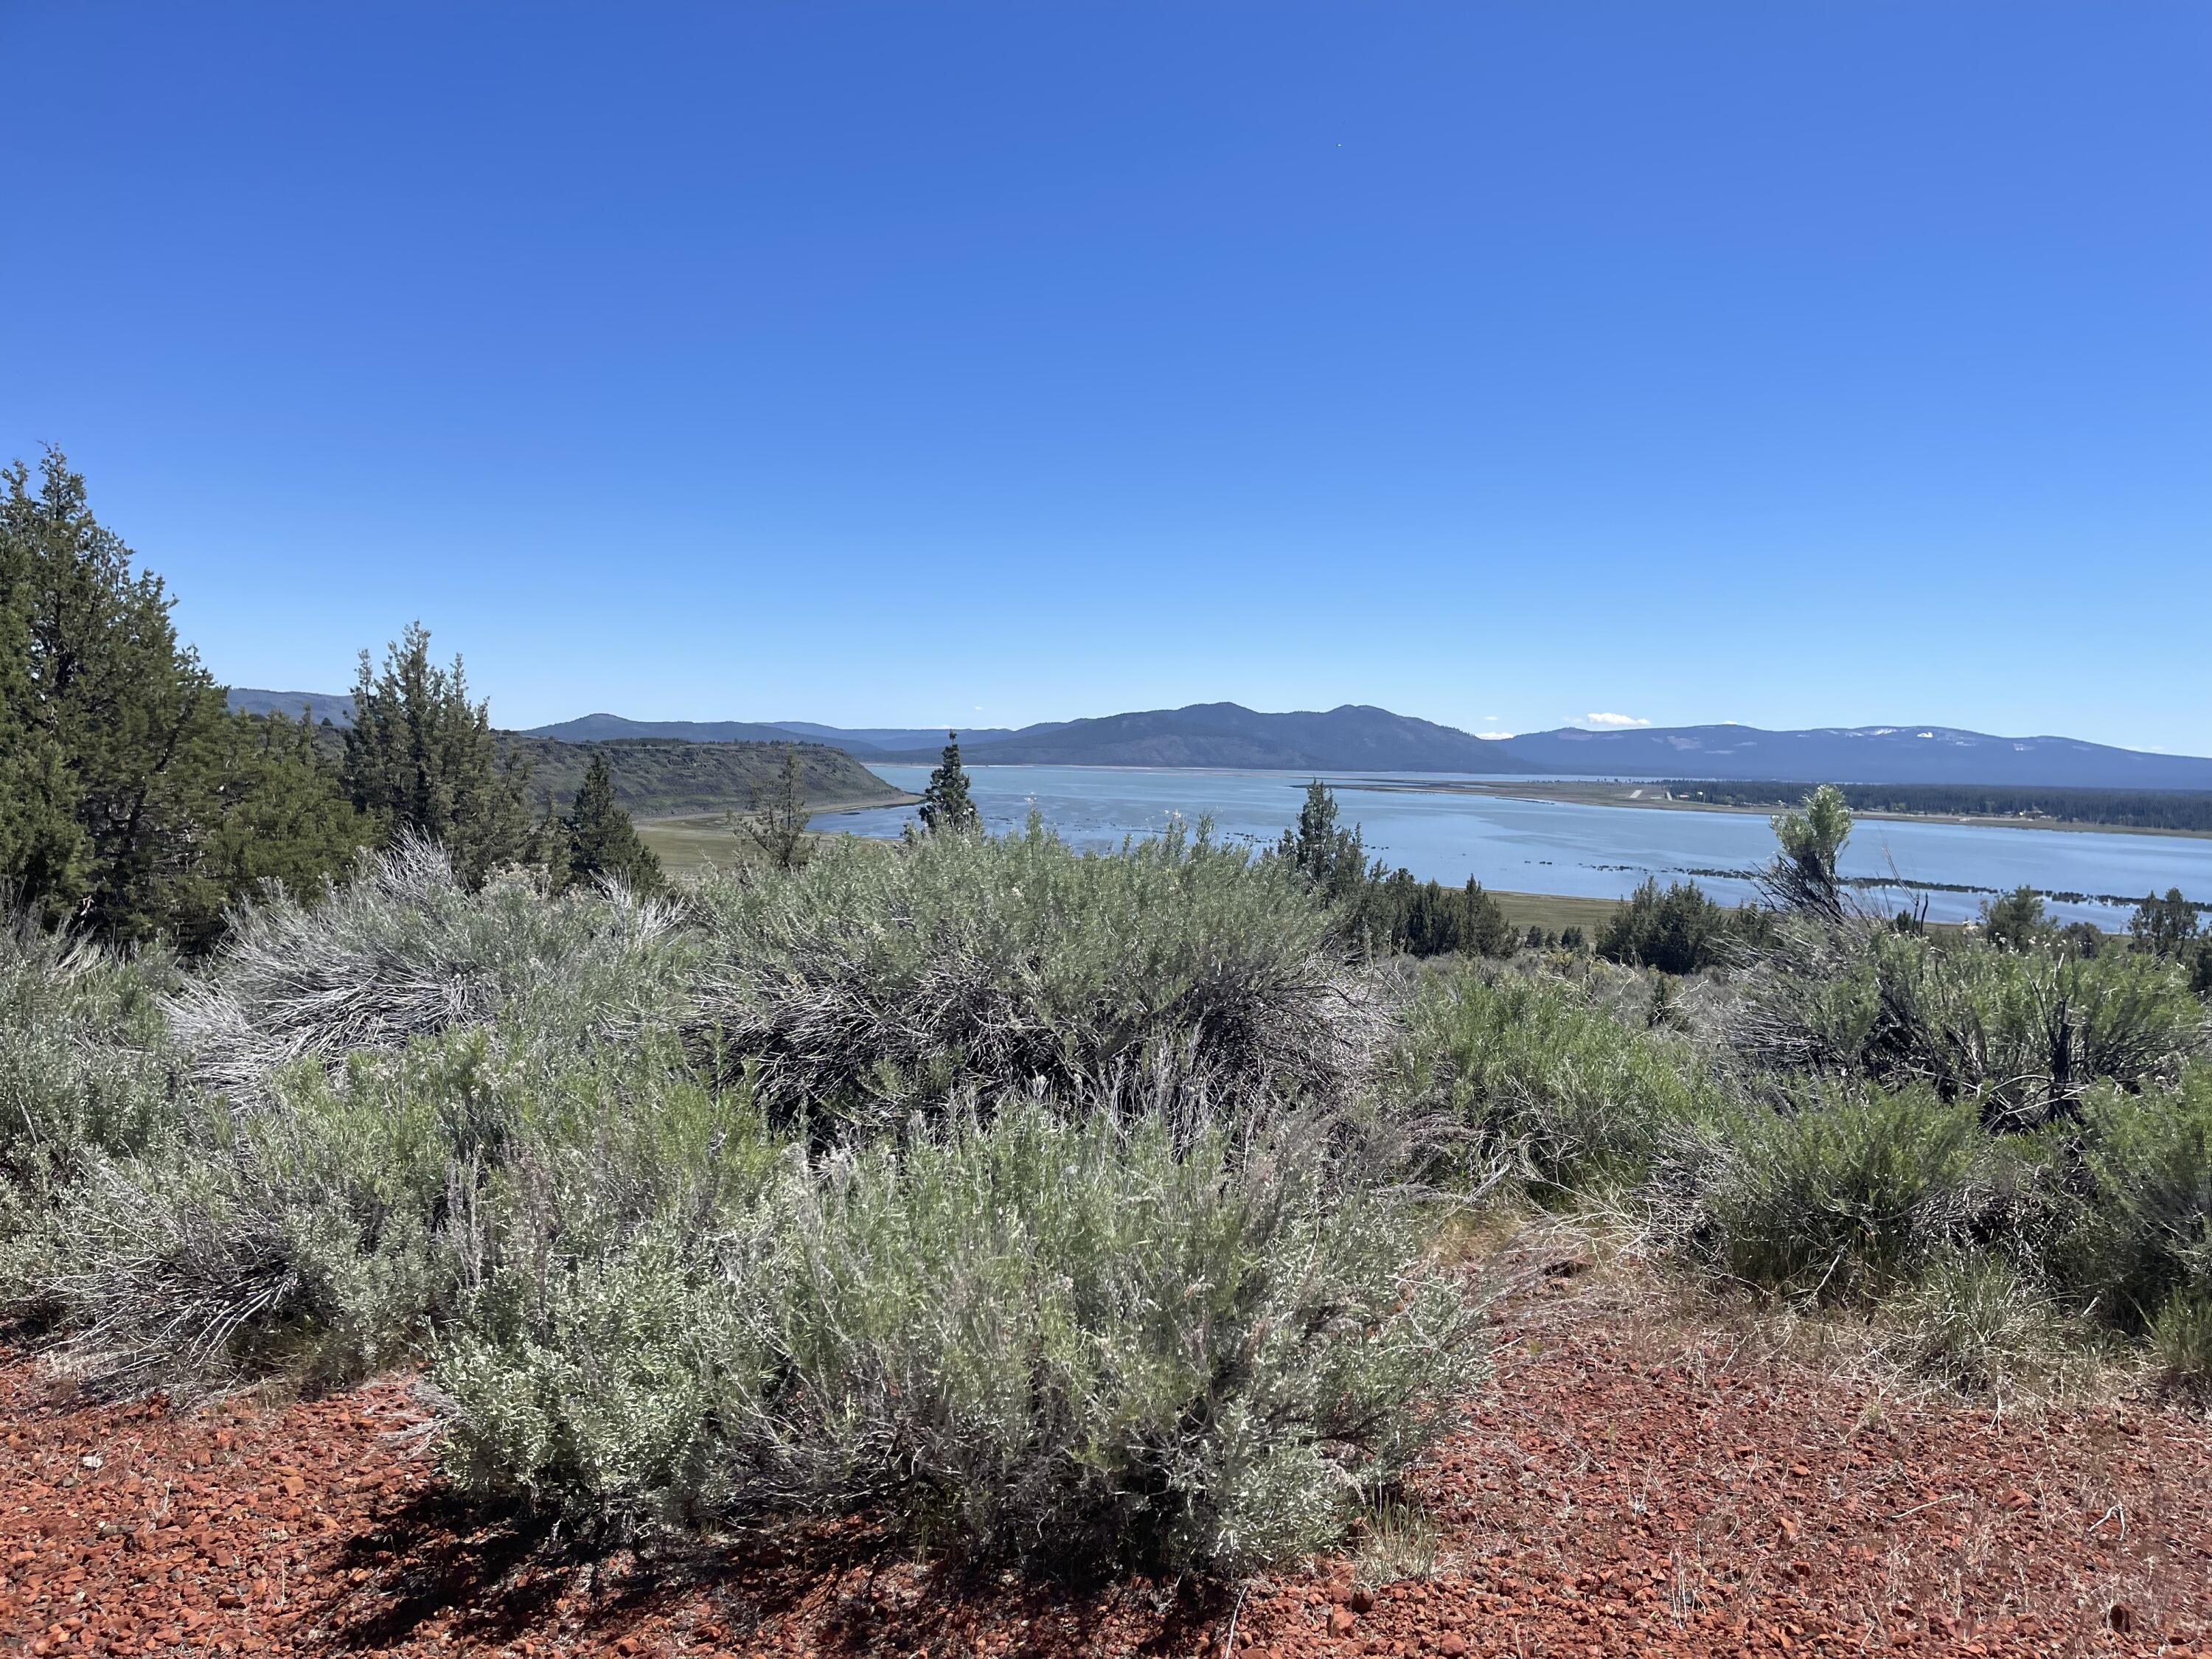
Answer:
223 698 1041 754
515 713 1054 752
868 703 1546 772
768 720 1059 751
227 690 2212 790
1492 723 2212 790
226 687 357 726
522 712 830 746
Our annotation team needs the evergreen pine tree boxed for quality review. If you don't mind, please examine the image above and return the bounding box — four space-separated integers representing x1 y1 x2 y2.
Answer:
341 622 531 886
740 742 813 871
1460 877 1516 958
563 753 664 894
2130 888 2202 959
524 793 571 890
1274 779 1371 905
196 712 375 945
917 731 980 835
2 450 230 938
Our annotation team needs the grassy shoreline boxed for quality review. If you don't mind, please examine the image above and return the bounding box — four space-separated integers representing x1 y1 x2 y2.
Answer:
639 795 919 874
1331 776 2212 839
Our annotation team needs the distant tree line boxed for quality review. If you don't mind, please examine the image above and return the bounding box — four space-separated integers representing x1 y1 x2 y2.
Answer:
1660 780 2212 835
1268 780 2197 986
1989 884 2212 995
1271 779 1565 959
1595 877 1776 975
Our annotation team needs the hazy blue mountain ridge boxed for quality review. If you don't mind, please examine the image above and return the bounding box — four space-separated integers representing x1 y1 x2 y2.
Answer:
226 690 2212 790
225 688 357 726
766 721 1052 751
869 703 1546 772
1497 723 2212 790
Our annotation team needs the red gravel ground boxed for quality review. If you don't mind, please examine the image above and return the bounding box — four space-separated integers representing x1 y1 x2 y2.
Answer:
3 1265 2208 1658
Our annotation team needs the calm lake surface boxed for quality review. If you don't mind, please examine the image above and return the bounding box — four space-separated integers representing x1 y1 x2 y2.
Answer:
829 765 2212 925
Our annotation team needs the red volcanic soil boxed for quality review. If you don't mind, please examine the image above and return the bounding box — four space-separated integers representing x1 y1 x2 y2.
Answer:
2 1267 2208 1658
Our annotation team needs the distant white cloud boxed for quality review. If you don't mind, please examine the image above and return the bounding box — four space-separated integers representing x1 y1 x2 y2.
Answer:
1582 712 1650 728
1476 730 1516 740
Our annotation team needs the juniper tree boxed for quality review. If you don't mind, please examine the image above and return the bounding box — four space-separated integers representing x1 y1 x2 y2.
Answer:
2131 888 2202 959
524 793 571 888
917 731 980 835
562 753 664 894
1 451 366 943
740 742 813 872
1596 877 1731 974
0 451 233 938
194 712 375 943
1980 886 2049 953
341 623 530 887
1275 779 1371 907
1461 877 1517 958
0 554 86 919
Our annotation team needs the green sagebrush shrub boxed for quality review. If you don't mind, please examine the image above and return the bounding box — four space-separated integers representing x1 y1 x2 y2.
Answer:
1382 961 1719 1193
0 921 183 1185
1727 920 2205 1129
435 1098 1484 1578
689 818 1371 1133
0 922 189 1301
24 1024 764 1396
2062 1070 2212 1340
1696 1083 1997 1304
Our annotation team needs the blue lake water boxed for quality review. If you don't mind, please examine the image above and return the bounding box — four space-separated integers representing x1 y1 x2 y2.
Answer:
825 765 2212 925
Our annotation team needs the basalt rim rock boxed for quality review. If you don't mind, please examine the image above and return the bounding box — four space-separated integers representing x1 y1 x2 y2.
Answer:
1 1262 2207 1658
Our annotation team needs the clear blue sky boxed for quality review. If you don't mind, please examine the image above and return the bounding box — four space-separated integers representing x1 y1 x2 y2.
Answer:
4 4 2206 748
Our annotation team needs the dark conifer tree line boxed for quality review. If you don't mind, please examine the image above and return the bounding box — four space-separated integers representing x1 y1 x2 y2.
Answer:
1 451 372 945
341 623 532 888
1 450 664 947
1273 780 1520 959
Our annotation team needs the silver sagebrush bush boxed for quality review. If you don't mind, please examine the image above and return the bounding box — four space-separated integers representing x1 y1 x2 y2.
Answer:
0 920 183 1180
167 837 689 1096
1727 917 2206 1128
689 818 1376 1133
436 1096 1485 1576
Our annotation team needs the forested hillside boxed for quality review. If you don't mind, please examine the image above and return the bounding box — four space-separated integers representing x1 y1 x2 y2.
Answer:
501 734 901 815
874 701 1545 771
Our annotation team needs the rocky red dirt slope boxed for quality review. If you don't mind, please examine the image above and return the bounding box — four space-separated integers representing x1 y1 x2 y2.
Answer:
2 1266 2207 1658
